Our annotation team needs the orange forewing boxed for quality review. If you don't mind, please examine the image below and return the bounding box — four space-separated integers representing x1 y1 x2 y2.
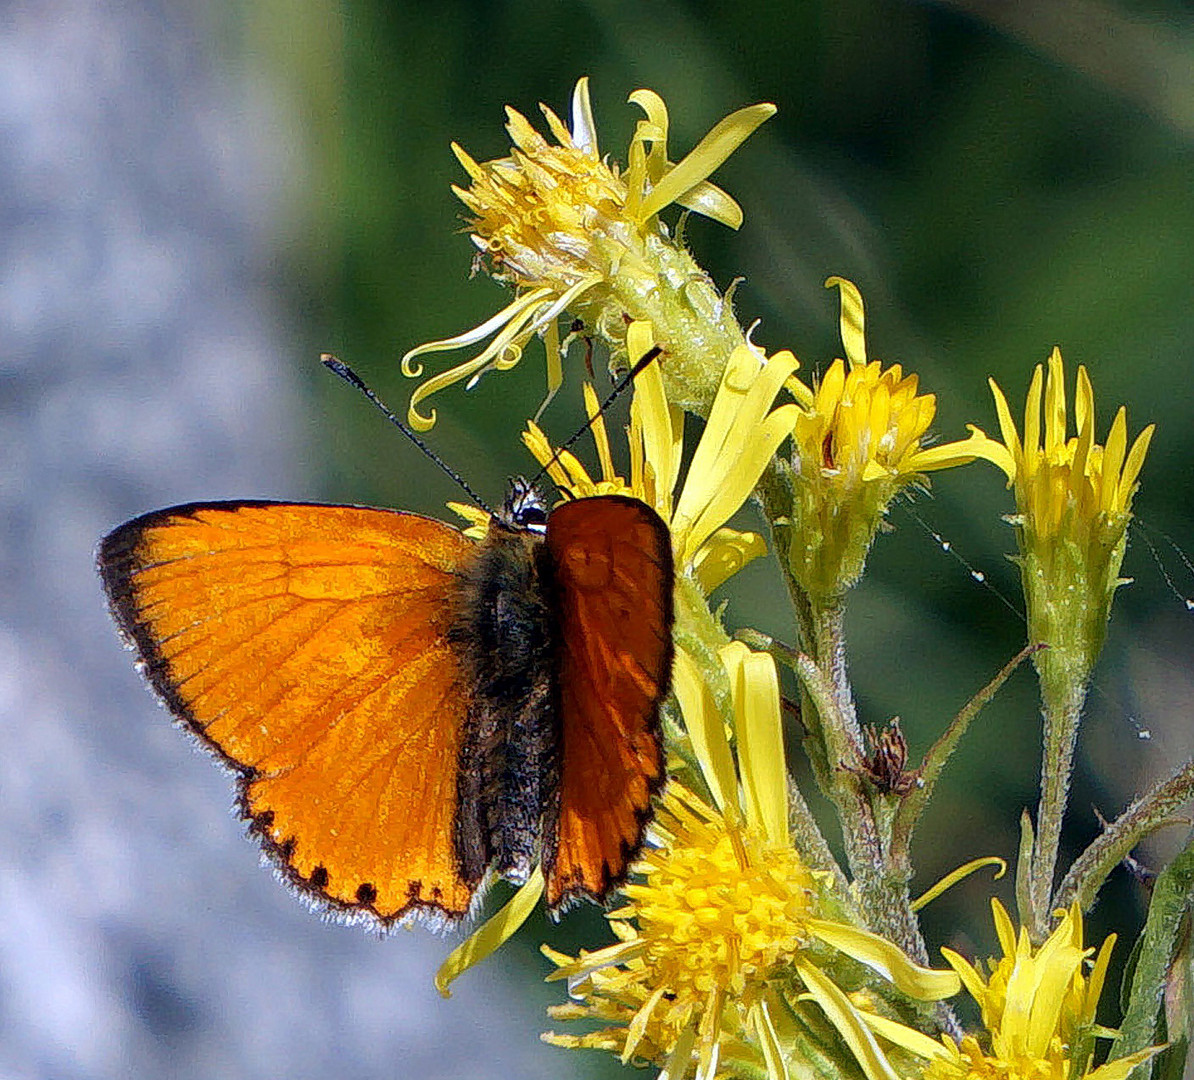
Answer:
99 501 478 925
544 496 673 908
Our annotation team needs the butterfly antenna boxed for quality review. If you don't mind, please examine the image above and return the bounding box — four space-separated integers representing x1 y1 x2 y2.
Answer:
321 354 495 517
529 345 662 492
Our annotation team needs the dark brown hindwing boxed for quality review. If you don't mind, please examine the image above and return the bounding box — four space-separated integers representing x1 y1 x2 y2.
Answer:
540 495 673 911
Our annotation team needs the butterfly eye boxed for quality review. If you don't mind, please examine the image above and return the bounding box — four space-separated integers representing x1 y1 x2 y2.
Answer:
513 501 548 532
505 477 549 532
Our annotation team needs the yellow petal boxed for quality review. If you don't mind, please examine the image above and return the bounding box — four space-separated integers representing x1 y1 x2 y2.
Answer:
402 288 561 429
635 102 776 226
691 528 768 594
624 89 670 222
854 1007 953 1061
807 919 961 1001
795 959 902 1080
695 987 723 1080
543 937 645 983
940 946 989 1007
657 1022 698 1080
1084 931 1117 1024
1118 423 1155 510
1085 1047 1166 1080
816 358 847 415
1072 370 1095 486
538 101 573 147
401 289 553 379
541 317 564 410
785 372 815 409
622 985 668 1064
679 403 801 566
1023 363 1044 469
750 998 791 1080
991 898 1017 957
1101 406 1129 514
628 321 683 517
446 500 490 540
1075 363 1095 441
673 646 739 819
908 427 1016 476
1044 348 1067 457
504 106 546 154
988 377 1022 483
825 277 867 366
449 141 485 181
435 869 544 997
721 642 789 846
569 77 598 154
627 88 670 143
673 345 800 564
911 857 1007 911
581 383 617 484
681 347 762 491
675 179 745 230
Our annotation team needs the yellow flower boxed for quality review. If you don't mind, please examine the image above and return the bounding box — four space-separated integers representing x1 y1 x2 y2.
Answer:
542 785 817 1079
983 348 1154 679
987 349 1153 536
401 78 776 429
869 900 1162 1080
543 639 960 1080
780 278 1006 601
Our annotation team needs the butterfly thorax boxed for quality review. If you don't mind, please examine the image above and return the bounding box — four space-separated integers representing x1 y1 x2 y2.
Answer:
448 493 561 887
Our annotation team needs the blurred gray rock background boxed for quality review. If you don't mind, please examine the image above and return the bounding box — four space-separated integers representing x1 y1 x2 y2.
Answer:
0 4 573 1077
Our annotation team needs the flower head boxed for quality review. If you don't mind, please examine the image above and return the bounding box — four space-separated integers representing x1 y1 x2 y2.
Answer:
401 78 776 428
943 901 1114 1070
882 900 1162 1080
544 786 960 1080
983 349 1154 680
780 278 1006 601
542 785 818 1078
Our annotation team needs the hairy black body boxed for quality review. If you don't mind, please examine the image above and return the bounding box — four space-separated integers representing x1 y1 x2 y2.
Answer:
449 514 561 887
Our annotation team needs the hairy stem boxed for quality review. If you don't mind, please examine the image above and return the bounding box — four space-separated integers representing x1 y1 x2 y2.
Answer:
1056 756 1194 913
1030 669 1086 940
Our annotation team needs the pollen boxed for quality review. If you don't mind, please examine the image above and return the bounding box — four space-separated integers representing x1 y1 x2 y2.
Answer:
453 113 628 296
543 788 819 1072
626 790 817 1001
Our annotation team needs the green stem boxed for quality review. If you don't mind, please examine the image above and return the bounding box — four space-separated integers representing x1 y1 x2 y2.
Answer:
1030 665 1087 940
791 652 929 965
756 464 929 965
1056 756 1194 913
810 599 863 748
758 459 814 652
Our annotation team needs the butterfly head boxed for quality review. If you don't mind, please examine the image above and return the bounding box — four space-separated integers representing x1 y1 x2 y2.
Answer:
498 477 549 534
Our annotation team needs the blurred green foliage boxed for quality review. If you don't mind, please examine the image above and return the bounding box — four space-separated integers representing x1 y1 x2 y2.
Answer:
235 1 1193 1072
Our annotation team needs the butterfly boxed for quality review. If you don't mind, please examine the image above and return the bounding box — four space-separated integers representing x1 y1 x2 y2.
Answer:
98 471 674 928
